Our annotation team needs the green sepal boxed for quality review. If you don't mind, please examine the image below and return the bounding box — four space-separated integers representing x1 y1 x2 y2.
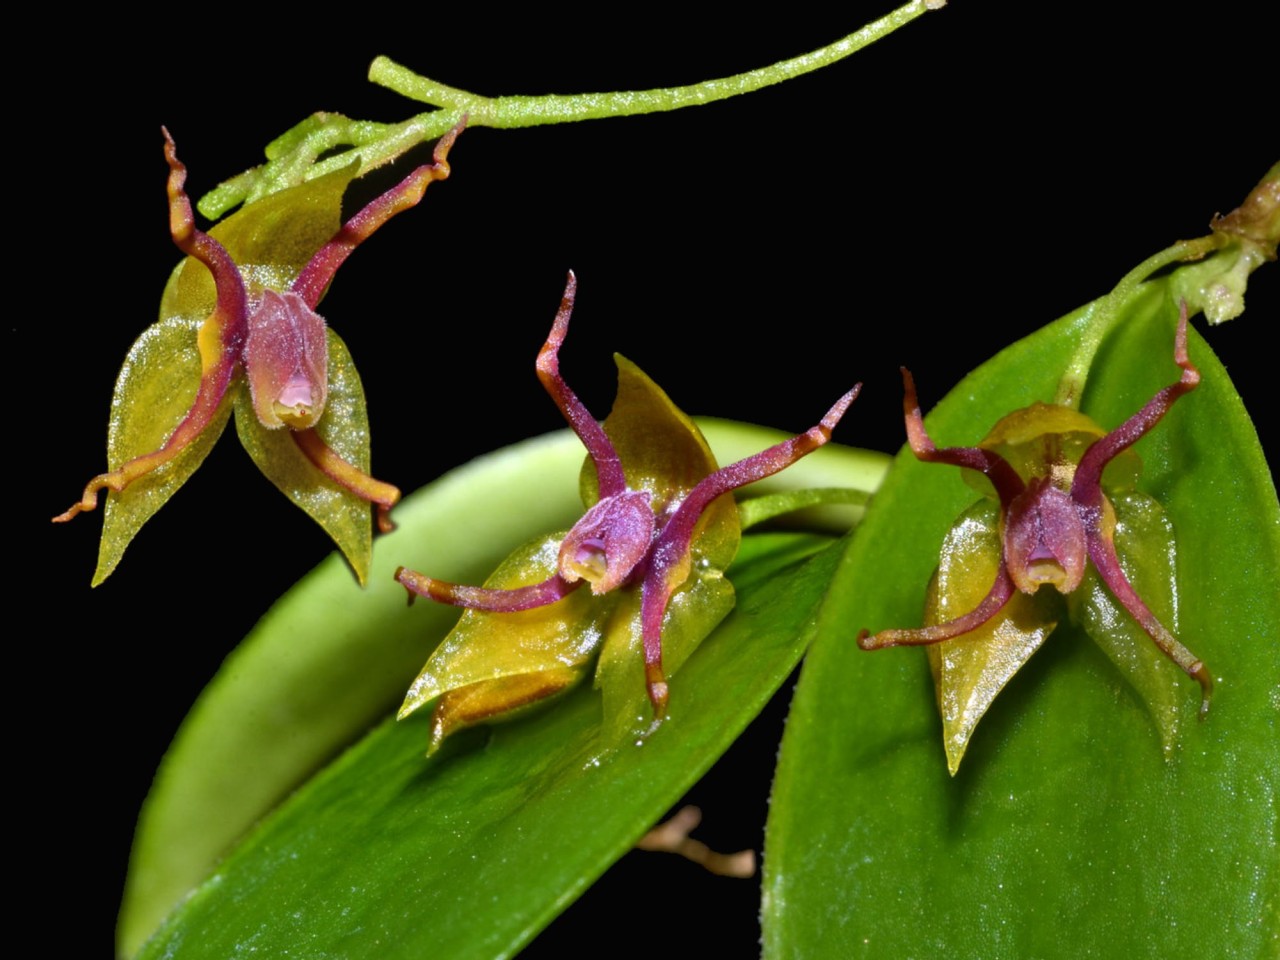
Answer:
586 355 742 739
165 161 359 325
201 162 358 290
398 531 619 751
94 314 233 585
923 500 1057 775
582 354 740 566
234 329 378 584
1070 490 1185 756
594 565 737 745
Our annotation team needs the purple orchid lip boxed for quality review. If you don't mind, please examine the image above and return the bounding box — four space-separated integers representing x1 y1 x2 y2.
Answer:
859 303 1212 717
245 289 328 430
397 272 860 718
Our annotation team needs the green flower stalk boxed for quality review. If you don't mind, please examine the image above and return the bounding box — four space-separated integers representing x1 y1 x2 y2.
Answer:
195 1 943 217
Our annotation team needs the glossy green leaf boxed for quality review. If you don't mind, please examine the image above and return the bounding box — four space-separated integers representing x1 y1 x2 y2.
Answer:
135 535 838 960
764 283 1279 956
235 329 379 582
118 431 583 959
120 422 889 958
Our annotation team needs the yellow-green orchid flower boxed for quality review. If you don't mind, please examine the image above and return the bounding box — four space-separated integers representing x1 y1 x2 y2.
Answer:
55 124 462 585
396 274 859 752
859 306 1208 773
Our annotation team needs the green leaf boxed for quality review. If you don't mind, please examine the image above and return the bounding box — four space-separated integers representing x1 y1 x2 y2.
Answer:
763 283 1280 956
120 421 888 958
135 535 837 960
118 430 582 959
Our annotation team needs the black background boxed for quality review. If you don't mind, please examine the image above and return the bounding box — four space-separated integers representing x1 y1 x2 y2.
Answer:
25 5 1275 956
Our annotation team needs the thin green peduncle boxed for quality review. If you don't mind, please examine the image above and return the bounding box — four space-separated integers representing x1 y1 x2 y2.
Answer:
198 2 942 218
370 1 941 126
1054 235 1217 409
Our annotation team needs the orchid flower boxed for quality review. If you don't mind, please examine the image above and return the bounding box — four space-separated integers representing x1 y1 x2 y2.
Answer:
859 305 1208 773
396 273 859 752
55 124 462 585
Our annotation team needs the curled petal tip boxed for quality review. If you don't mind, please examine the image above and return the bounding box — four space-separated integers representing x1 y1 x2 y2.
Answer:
647 680 670 720
1191 662 1213 719
546 273 578 345
52 500 91 523
54 473 127 523
821 383 862 432
855 627 918 650
376 506 397 534
1173 301 1200 389
375 487 401 534
435 116 467 156
900 368 923 429
394 567 418 606
645 660 670 719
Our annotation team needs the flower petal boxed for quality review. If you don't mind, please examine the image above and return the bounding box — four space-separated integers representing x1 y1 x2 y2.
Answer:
233 329 381 583
594 565 736 744
584 355 746 739
1070 490 1187 754
92 314 234 585
428 668 587 752
399 532 620 749
924 500 1057 775
586 355 739 570
198 164 359 298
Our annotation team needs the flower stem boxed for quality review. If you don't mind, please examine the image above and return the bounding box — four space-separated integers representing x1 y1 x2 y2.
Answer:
1054 235 1218 409
1055 163 1278 408
199 3 942 217
370 0 940 126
